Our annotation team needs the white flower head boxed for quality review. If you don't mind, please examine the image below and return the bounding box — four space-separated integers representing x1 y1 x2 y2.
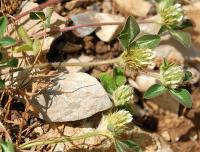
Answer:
160 60 184 89
97 110 132 138
121 48 155 71
158 2 184 26
113 85 134 107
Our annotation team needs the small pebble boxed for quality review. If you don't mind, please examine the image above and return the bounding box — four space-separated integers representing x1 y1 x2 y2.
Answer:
161 131 171 142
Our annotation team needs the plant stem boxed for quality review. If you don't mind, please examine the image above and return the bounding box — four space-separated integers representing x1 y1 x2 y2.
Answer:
14 0 62 21
1 58 121 75
35 22 124 37
35 19 158 37
19 130 105 149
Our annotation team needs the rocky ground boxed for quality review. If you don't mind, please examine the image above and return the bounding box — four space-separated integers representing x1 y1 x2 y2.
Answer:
0 0 200 152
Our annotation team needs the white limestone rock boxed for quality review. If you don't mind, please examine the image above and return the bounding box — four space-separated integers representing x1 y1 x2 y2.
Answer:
31 72 112 122
95 13 125 42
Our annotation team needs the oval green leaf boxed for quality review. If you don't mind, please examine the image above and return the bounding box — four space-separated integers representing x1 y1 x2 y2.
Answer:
133 34 161 49
99 73 117 94
118 16 140 49
14 44 33 52
7 58 18 67
113 67 126 87
0 16 7 38
170 30 192 48
0 37 16 46
169 88 192 108
0 140 15 152
144 84 167 99
114 140 142 152
30 11 46 20
17 26 32 45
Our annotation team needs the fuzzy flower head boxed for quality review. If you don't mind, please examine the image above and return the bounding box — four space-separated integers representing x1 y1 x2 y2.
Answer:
121 48 155 71
160 60 184 89
158 2 184 27
97 110 132 138
113 85 134 107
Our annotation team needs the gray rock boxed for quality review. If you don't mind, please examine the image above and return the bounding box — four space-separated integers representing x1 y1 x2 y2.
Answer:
128 74 157 92
154 35 200 66
127 126 174 152
65 55 94 73
154 43 185 65
95 13 125 42
114 0 152 17
71 12 97 37
31 72 112 122
161 131 171 142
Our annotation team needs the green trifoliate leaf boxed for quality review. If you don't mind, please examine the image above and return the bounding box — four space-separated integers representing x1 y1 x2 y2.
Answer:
113 67 126 87
169 88 192 108
114 140 142 152
99 67 126 94
33 38 41 55
0 37 16 47
144 84 167 99
121 48 155 71
118 16 140 49
99 73 117 94
17 26 32 45
14 44 33 52
170 30 192 48
0 79 5 88
0 140 15 152
132 34 161 49
113 85 134 107
0 16 7 38
30 11 46 20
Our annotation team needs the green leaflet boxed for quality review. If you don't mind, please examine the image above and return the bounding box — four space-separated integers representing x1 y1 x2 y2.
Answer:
118 16 140 49
144 84 167 99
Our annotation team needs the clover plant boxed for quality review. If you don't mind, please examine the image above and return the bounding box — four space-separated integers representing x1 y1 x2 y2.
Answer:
0 16 18 88
144 59 192 108
0 0 194 152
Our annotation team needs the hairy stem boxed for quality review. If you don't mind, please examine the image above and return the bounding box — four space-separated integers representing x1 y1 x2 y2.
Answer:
19 130 106 149
35 20 157 37
35 22 123 37
1 58 121 75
